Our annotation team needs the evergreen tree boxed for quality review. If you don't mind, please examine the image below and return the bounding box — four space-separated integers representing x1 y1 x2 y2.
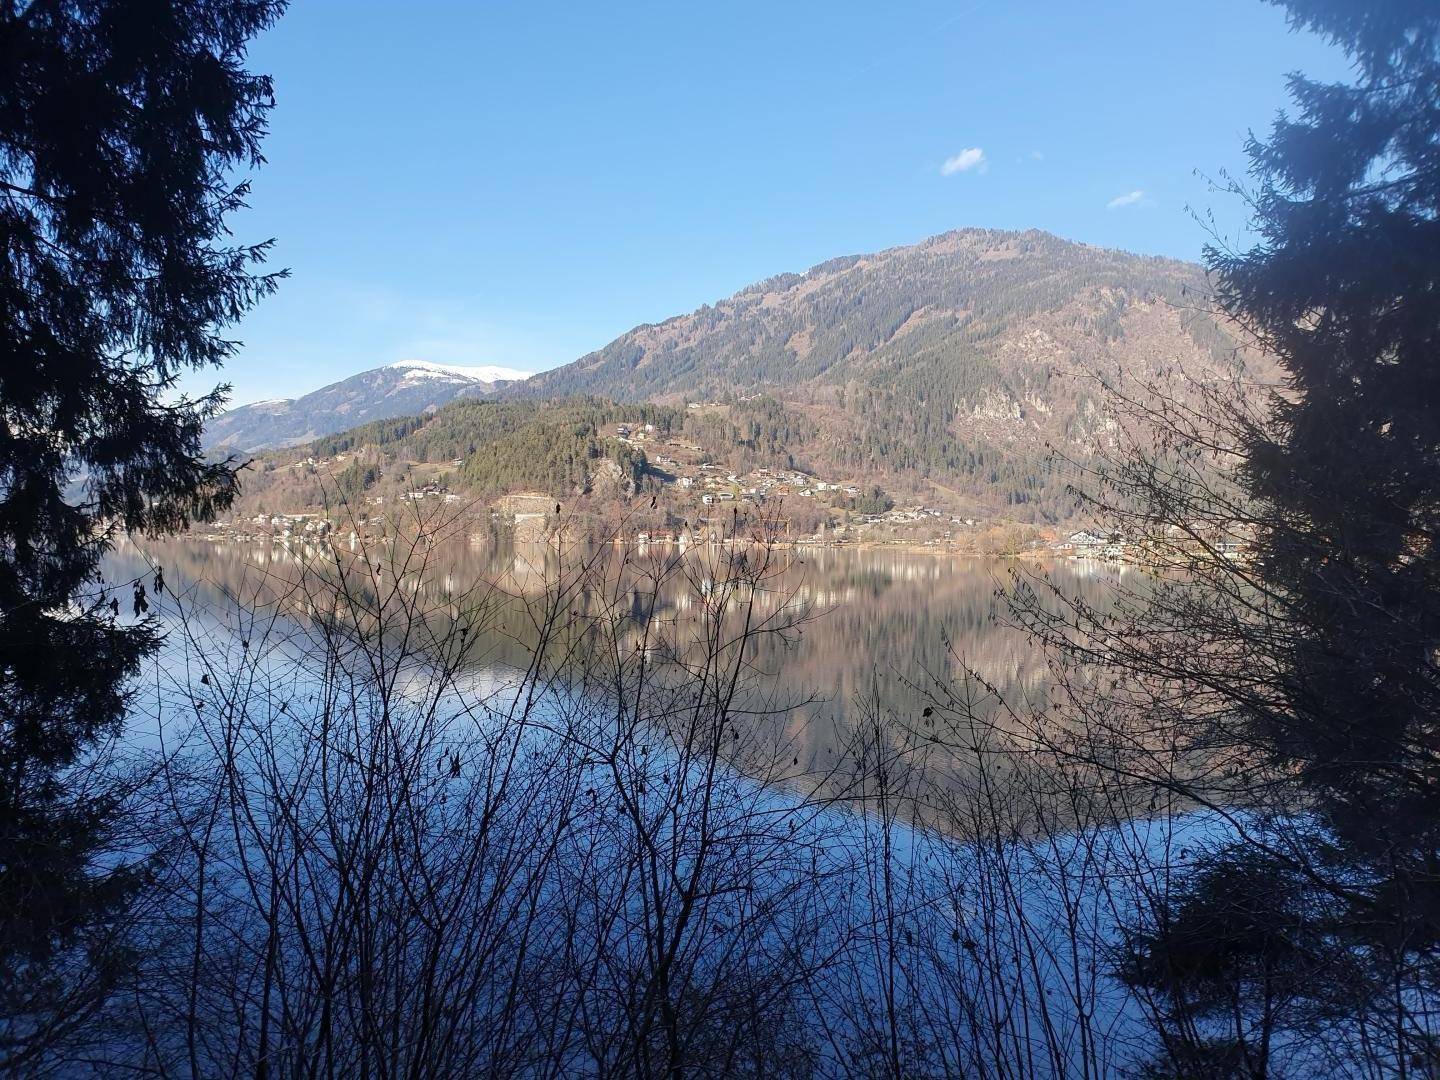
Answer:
1000 3 1440 1070
1214 0 1440 864
0 0 284 1064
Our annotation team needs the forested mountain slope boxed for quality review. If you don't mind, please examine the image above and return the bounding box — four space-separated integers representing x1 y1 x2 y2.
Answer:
519 228 1260 516
233 230 1264 523
530 229 1229 398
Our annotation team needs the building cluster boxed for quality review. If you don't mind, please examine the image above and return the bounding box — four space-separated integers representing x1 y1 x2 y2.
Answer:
1053 525 1255 564
400 482 460 503
189 512 336 544
1056 529 1128 560
609 424 871 508
613 422 658 443
860 506 977 528
692 466 862 506
602 422 1022 547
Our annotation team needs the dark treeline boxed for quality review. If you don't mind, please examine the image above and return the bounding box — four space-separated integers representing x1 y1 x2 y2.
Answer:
680 396 819 473
0 0 286 1067
236 398 682 510
307 396 679 463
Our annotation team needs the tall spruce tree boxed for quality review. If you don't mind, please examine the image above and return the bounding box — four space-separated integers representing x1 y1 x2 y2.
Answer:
0 0 284 1063
1127 2 1440 1071
1215 0 1440 863
996 2 1440 1071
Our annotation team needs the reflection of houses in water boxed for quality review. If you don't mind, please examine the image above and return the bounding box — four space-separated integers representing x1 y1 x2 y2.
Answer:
111 537 1121 775
1065 557 1130 582
502 548 561 597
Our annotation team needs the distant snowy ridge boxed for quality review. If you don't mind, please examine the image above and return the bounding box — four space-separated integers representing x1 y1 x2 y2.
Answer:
207 359 536 452
387 359 534 383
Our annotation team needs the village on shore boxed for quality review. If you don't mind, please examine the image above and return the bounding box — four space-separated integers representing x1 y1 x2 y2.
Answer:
186 413 1254 566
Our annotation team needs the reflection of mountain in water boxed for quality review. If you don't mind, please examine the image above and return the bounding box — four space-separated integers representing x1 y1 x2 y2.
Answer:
106 538 1123 796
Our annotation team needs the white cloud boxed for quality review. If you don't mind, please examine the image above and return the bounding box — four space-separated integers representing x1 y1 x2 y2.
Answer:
1106 189 1147 210
941 147 987 175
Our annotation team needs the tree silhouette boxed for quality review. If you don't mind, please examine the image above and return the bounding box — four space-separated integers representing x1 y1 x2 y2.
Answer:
1190 0 1440 949
1214 0 1440 864
994 2 1440 1070
0 0 284 1063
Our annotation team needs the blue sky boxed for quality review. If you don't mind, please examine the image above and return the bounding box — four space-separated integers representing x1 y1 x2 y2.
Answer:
208 0 1347 406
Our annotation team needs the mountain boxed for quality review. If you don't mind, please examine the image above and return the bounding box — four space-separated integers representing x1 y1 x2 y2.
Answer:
525 228 1234 404
511 227 1258 514
207 360 534 452
226 228 1264 524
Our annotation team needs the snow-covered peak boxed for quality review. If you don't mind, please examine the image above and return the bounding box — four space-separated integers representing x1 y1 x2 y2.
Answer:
387 359 534 384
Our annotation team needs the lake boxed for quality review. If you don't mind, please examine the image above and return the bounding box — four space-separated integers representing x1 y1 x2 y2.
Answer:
94 534 1198 1076
104 534 1127 802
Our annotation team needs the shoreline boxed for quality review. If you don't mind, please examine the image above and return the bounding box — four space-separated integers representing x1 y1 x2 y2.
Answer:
161 528 1149 568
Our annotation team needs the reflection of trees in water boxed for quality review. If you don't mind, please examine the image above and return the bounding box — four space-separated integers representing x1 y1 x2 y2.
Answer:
81 531 1180 1078
109 538 1121 805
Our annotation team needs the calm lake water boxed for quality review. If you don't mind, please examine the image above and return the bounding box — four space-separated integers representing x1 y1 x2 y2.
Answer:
105 536 1127 793
98 537 1180 1075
